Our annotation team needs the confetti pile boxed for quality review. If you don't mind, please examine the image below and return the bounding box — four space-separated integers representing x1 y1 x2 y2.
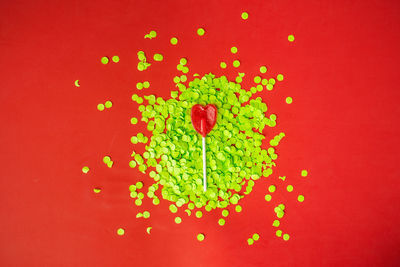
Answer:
81 11 308 244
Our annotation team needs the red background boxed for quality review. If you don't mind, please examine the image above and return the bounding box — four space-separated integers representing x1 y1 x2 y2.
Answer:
1 0 400 266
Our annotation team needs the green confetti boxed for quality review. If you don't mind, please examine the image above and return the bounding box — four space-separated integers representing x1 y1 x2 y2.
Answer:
218 218 225 226
105 100 112 108
241 12 249 20
112 56 120 63
287 185 293 192
197 28 205 36
170 37 178 45
97 103 105 111
231 46 238 54
247 238 254 245
82 166 89 174
117 228 125 236
153 54 164 61
283 233 290 241
288 35 295 42
286 97 293 104
301 170 308 177
101 56 109 64
252 233 260 241
175 216 182 224
298 195 305 202
197 233 205 241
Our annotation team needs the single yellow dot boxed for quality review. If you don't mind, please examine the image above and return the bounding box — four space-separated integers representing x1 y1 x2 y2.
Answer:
283 233 290 241
220 62 227 69
277 74 284 81
197 28 205 36
117 228 125 236
231 46 238 54
301 170 308 177
112 56 120 63
101 56 109 64
197 233 205 241
233 60 240 68
105 101 112 108
93 188 101 193
260 66 267 73
298 195 305 202
268 185 276 193
97 103 105 111
286 97 293 104
241 12 249 20
288 35 295 42
265 194 272 201
287 185 293 192
170 37 178 45
82 166 89 174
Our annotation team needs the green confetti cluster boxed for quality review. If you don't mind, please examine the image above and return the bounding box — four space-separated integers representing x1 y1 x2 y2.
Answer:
129 71 285 213
137 51 151 71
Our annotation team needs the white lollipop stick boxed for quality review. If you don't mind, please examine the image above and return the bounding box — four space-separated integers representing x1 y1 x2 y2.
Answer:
202 136 207 192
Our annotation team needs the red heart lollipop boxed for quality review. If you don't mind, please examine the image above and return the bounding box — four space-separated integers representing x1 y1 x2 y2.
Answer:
191 104 217 137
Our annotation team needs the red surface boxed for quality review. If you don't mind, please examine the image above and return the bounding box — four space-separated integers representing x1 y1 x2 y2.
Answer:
1 0 400 266
191 104 217 137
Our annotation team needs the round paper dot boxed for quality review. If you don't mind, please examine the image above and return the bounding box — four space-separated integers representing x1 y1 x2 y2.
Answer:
222 209 229 217
276 230 282 237
130 117 138 124
169 204 178 213
268 185 276 193
143 81 150 88
252 233 260 241
143 211 150 218
129 160 136 168
235 205 242 212
233 60 240 68
82 166 89 173
112 56 120 63
197 28 205 36
117 228 125 236
272 220 280 227
247 238 254 245
149 30 157 38
241 12 249 20
288 35 295 42
286 97 293 104
180 58 187 65
97 103 105 111
136 82 143 90
287 185 293 192
197 233 205 241
175 216 182 224
265 194 272 201
103 156 111 164
153 54 163 61
260 66 267 73
277 74 284 81
105 101 112 108
301 170 308 177
195 211 203 218
101 57 109 64
135 199 142 206
170 37 178 45
283 234 290 241
220 62 227 69
231 46 238 54
218 218 225 226
298 195 305 202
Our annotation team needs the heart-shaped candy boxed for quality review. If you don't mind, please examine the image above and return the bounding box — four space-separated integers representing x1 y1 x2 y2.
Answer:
191 104 217 137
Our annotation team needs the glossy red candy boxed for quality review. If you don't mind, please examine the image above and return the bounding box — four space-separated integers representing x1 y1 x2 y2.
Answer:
191 104 218 137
